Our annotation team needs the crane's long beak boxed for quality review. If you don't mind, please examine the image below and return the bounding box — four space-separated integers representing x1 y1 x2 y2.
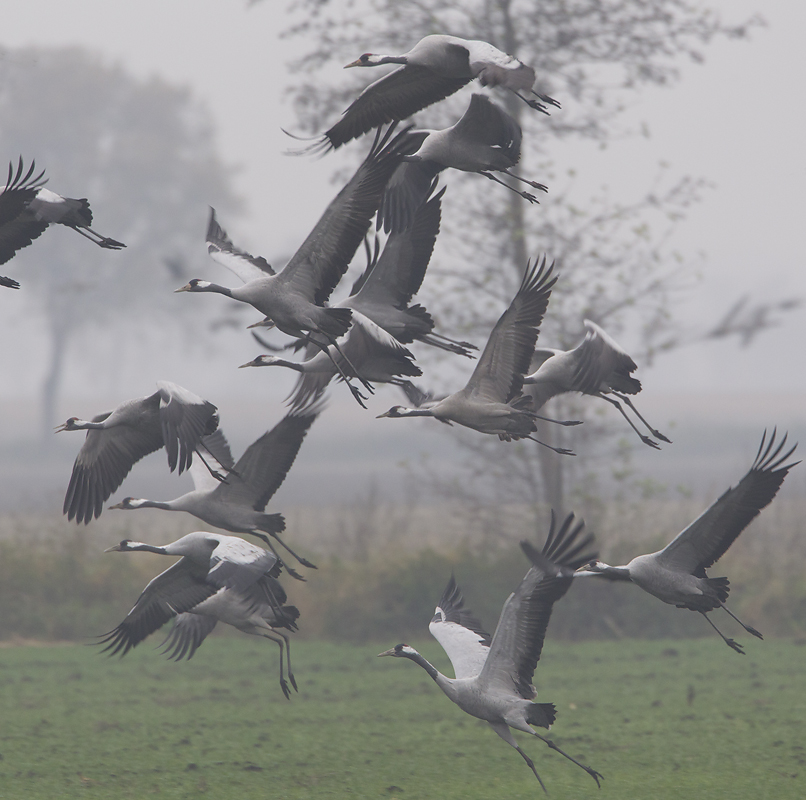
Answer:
344 58 363 68
108 502 125 510
104 543 123 552
174 283 192 293
238 359 259 368
246 319 274 330
377 648 397 657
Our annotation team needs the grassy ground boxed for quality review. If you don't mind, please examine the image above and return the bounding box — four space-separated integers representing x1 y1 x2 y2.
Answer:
1 636 804 799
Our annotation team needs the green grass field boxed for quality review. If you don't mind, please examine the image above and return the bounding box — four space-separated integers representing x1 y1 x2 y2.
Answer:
1 636 804 799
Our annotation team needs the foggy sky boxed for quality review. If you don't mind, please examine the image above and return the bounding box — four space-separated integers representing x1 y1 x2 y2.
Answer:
1 0 804 510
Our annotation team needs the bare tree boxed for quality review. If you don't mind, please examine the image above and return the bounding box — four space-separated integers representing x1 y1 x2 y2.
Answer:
0 46 239 441
275 1 789 532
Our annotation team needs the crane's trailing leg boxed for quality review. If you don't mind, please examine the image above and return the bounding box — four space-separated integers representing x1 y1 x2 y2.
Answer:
193 448 231 483
501 169 549 193
309 336 373 409
247 530 317 575
525 435 576 456
261 630 295 699
510 89 558 114
719 602 763 639
532 732 603 788
532 412 583 427
611 392 672 443
514 745 548 794
70 226 126 250
597 393 661 449
699 610 744 654
481 171 543 204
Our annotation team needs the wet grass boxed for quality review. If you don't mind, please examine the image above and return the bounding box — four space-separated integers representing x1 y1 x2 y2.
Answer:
0 637 804 799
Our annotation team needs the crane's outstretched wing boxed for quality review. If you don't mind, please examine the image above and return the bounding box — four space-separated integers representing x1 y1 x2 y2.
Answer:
206 207 275 283
0 157 48 266
375 142 439 235
478 513 596 699
278 126 417 305
429 575 492 680
452 94 521 156
156 381 219 474
213 402 323 511
656 430 798 575
323 65 471 151
465 257 556 404
97 561 216 657
63 404 164 524
356 183 443 301
158 612 219 661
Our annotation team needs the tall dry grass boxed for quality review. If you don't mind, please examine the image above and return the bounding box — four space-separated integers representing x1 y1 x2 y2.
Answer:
1 495 803 644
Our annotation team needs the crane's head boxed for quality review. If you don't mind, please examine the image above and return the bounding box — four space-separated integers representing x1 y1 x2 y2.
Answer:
574 559 611 576
174 279 210 293
377 644 418 658
345 53 377 68
238 355 283 368
376 405 406 419
54 416 81 432
108 497 139 510
104 539 134 552
246 318 275 330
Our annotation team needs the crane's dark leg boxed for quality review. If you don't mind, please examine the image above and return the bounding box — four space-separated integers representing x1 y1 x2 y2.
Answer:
510 89 554 115
525 435 576 456
193 448 233 483
531 412 583 427
278 630 297 692
71 225 126 250
514 745 548 794
699 610 745 654
480 171 542 204
596 393 661 449
247 531 317 574
501 168 549 193
260 630 294 699
610 392 672 443
531 732 603 787
325 333 375 397
719 603 763 639
426 331 478 351
308 337 372 409
489 722 548 794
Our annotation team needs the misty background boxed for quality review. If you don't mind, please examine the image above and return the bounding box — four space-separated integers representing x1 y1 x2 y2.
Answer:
1 0 804 535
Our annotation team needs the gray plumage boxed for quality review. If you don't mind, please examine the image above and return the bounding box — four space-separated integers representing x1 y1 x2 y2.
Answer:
576 429 799 653
379 512 601 793
378 94 547 232
59 381 220 525
0 157 125 287
377 257 576 455
523 319 670 448
176 127 414 348
321 34 559 151
241 310 421 410
108 404 322 580
346 186 477 356
100 532 299 698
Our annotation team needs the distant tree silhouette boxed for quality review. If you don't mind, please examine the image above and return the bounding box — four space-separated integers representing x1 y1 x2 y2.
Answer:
0 46 239 441
277 1 794 527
